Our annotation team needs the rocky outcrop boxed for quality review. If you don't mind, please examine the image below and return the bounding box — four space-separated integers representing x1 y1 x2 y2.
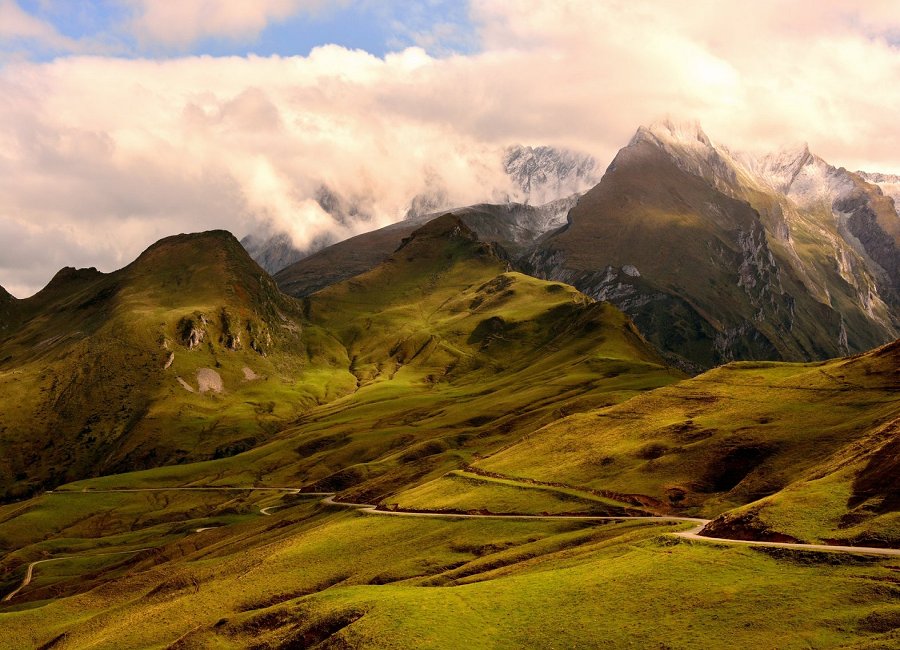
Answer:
834 191 900 305
179 315 207 350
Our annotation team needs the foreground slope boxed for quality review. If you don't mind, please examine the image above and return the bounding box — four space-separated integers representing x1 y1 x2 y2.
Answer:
3 496 898 649
467 339 899 545
0 231 353 500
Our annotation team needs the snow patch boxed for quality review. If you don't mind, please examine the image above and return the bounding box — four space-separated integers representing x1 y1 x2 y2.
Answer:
176 377 195 393
197 368 224 393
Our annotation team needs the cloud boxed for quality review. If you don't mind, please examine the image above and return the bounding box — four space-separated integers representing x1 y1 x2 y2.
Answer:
0 0 79 53
1 0 900 297
127 0 334 49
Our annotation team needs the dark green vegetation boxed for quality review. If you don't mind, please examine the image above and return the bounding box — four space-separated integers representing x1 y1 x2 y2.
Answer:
0 231 353 500
274 199 575 298
0 216 898 649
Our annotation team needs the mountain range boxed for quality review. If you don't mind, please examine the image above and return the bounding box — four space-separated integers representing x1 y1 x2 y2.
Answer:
270 121 900 369
241 143 600 275
0 123 898 649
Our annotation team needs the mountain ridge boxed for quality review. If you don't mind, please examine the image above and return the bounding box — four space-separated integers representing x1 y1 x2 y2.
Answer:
525 120 899 367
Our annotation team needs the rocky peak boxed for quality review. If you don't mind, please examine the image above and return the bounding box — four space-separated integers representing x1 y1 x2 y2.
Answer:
751 143 814 194
624 119 738 193
400 213 478 245
631 119 713 149
857 171 900 184
503 144 599 203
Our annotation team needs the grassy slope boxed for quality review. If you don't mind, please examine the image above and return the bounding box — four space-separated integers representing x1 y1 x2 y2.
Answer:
0 220 896 647
0 231 356 500
53 216 677 506
471 340 899 544
0 503 897 649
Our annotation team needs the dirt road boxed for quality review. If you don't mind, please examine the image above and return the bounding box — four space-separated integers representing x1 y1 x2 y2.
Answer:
6 486 898 603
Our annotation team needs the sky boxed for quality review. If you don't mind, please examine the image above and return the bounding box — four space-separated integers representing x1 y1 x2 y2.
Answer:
2 0 900 297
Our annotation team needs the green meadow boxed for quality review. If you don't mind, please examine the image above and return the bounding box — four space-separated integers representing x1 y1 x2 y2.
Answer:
0 222 897 648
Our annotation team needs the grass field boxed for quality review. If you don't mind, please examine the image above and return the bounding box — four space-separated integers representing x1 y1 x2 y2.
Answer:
1 504 898 649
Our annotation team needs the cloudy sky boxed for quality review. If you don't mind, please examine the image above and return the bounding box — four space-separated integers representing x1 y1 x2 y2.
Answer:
2 0 900 297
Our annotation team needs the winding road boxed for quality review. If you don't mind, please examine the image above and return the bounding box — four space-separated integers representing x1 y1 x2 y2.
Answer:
2 548 151 602
4 486 899 603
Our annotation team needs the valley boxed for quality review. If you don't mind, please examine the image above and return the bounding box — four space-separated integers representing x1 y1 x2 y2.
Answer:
0 191 898 647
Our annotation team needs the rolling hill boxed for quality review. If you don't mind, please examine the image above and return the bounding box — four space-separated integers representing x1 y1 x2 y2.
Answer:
458 338 900 545
0 231 353 500
0 219 897 649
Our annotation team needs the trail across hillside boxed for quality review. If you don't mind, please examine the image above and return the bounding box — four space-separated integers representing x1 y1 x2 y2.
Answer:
2 548 150 602
5 486 899 603
55 487 900 556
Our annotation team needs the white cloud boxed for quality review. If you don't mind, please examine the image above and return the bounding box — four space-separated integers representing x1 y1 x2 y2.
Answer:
1 0 900 297
0 0 78 51
127 0 334 48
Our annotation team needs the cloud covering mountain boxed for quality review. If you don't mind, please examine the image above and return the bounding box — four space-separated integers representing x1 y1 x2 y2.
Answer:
2 0 900 296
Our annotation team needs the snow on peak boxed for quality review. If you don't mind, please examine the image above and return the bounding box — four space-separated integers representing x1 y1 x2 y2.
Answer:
503 144 599 204
857 170 900 184
632 118 713 149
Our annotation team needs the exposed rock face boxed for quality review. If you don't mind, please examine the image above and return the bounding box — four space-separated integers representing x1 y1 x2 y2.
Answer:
179 315 207 350
197 368 224 393
834 191 900 305
503 144 599 204
220 308 242 351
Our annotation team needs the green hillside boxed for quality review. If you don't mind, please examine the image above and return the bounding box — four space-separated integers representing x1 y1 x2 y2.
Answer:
0 231 354 500
0 222 897 649
469 339 900 544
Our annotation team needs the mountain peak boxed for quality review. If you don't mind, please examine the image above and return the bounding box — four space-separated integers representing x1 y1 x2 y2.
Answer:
129 229 257 276
750 142 816 194
503 144 599 203
400 213 478 246
632 119 713 149
391 213 510 270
